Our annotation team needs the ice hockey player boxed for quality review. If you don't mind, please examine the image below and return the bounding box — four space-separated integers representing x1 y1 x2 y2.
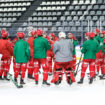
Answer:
67 33 78 71
12 36 19 74
85 32 90 40
13 32 30 84
43 31 50 41
47 33 58 75
97 31 105 79
0 30 13 80
33 29 51 85
52 32 75 85
94 28 100 42
78 32 99 84
1 28 6 35
94 29 101 73
103 39 105 78
27 30 37 79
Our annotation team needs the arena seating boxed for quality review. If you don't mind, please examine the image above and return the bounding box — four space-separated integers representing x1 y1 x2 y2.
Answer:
0 0 33 31
0 0 105 42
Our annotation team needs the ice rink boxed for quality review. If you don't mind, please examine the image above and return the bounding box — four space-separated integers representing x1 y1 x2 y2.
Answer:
0 46 105 105
0 61 105 105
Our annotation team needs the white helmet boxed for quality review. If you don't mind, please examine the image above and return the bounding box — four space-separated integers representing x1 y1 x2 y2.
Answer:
58 32 66 38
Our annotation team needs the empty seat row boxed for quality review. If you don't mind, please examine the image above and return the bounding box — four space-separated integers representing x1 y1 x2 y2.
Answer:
89 11 104 15
0 0 33 2
72 0 96 5
22 22 53 26
32 11 61 16
69 4 105 11
69 5 92 10
56 20 105 27
60 16 105 21
65 11 83 16
18 27 48 32
84 16 105 20
65 10 105 16
51 26 104 32
51 26 89 32
0 18 17 22
41 1 70 5
93 5 105 10
0 22 11 27
0 13 21 17
0 2 31 7
56 21 88 26
0 8 26 12
28 17 57 21
36 6 66 11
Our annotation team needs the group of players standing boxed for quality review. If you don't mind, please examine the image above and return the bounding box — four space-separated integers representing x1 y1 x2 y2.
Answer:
0 28 105 87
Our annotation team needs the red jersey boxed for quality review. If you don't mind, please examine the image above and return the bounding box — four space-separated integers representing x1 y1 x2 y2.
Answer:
12 37 18 48
27 36 34 57
0 39 13 60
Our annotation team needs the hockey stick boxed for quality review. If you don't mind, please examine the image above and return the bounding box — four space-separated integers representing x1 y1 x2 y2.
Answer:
74 54 83 77
3 70 23 88
72 60 82 69
0 55 22 88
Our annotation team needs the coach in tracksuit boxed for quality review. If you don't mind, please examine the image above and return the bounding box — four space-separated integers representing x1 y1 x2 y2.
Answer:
52 32 75 85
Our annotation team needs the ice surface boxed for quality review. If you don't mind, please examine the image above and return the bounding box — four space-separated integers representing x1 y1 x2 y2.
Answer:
0 60 105 105
0 46 105 105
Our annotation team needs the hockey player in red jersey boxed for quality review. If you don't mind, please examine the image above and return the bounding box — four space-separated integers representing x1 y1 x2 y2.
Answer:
78 32 99 84
12 37 18 48
97 31 105 79
85 32 90 40
43 31 50 41
103 39 105 78
94 28 100 42
0 31 13 80
13 32 30 84
67 33 78 71
47 33 58 75
95 31 105 77
12 36 18 73
94 29 102 76
1 28 6 35
27 30 37 79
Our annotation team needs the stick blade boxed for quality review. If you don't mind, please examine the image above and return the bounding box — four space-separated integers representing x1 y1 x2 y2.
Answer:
17 85 23 88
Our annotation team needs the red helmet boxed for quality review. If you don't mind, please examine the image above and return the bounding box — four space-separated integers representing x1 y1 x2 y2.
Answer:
101 31 105 34
17 32 25 38
37 29 43 36
85 32 90 36
50 33 55 37
1 29 6 34
68 33 76 40
96 28 100 33
2 31 8 38
31 31 37 36
68 33 73 36
89 32 95 38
